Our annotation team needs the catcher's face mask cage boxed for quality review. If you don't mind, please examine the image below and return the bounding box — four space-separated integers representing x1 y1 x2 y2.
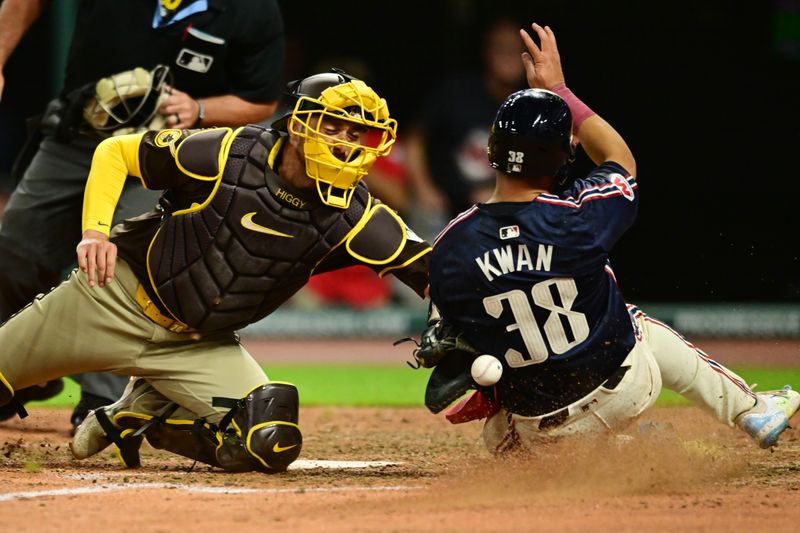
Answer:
288 79 397 209
82 65 172 136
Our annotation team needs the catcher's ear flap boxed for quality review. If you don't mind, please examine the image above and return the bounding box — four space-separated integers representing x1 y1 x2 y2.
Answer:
425 352 475 414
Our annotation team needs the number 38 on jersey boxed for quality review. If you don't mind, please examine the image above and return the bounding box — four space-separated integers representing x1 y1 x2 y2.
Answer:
483 278 589 368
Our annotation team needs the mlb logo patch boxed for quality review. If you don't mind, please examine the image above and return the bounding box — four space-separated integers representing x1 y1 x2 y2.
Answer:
176 48 214 73
507 163 522 173
500 225 519 239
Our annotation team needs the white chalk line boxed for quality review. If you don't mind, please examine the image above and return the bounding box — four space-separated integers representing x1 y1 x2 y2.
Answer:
0 459 413 502
0 482 417 502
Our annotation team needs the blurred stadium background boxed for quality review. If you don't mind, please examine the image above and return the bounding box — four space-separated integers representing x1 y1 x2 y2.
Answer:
1 0 798 345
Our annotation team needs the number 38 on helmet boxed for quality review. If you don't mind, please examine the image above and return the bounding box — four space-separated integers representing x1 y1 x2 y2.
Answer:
487 88 576 188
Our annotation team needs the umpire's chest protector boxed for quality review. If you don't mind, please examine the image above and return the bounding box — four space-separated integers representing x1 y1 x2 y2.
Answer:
147 126 369 332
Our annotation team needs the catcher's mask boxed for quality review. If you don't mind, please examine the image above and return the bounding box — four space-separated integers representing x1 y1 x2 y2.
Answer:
272 69 397 209
487 88 575 188
83 64 172 136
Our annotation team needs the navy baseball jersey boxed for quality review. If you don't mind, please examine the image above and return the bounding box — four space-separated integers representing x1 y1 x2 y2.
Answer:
429 162 639 416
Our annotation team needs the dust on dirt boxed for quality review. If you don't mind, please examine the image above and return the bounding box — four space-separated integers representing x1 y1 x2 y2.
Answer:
0 406 799 532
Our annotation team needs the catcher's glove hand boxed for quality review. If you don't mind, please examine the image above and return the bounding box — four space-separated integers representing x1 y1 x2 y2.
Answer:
395 320 480 369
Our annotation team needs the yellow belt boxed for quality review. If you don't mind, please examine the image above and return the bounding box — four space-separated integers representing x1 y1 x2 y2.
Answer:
135 284 193 333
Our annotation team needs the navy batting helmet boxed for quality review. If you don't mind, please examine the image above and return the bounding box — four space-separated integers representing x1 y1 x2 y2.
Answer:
487 88 574 184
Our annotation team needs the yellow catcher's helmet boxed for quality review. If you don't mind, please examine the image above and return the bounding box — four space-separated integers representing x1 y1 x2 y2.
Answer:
271 69 397 209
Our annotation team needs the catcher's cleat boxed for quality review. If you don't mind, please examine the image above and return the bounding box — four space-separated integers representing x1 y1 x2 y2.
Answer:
70 407 144 468
70 390 113 436
735 386 800 449
69 409 112 459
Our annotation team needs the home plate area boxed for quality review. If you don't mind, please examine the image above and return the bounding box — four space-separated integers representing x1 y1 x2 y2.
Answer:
0 461 413 502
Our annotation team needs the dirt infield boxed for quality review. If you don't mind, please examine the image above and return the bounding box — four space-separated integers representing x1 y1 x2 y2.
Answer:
0 338 798 531
1 405 799 532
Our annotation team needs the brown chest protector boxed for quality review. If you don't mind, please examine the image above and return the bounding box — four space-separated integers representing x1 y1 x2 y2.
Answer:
147 126 369 331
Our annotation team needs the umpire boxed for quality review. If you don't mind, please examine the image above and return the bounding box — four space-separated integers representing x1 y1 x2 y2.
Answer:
0 0 286 429
0 69 431 472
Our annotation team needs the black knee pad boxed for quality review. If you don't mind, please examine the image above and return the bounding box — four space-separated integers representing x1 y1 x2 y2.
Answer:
246 421 302 471
230 382 302 472
240 381 300 424
112 382 303 473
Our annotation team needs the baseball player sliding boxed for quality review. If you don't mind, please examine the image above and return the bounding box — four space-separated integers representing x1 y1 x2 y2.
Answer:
416 23 800 453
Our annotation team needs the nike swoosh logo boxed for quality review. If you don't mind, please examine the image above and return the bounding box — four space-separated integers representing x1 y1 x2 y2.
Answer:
273 442 298 453
241 212 294 238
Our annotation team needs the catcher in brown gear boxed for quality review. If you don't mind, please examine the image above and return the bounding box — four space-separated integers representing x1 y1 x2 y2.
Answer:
0 70 431 473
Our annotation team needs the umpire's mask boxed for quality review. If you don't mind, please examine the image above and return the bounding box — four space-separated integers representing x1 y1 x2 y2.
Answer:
82 64 172 137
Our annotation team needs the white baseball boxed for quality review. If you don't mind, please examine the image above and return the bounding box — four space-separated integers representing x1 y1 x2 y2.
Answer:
470 355 503 386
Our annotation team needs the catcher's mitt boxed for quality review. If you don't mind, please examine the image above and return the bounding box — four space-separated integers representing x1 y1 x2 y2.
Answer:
424 350 475 413
395 320 480 369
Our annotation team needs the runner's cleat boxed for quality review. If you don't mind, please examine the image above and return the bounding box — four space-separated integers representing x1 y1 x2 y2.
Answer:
735 386 800 448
